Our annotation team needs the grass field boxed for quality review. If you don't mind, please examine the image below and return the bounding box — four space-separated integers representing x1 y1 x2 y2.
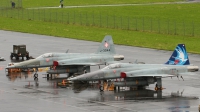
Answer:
1 3 200 36
0 0 200 54
1 17 199 53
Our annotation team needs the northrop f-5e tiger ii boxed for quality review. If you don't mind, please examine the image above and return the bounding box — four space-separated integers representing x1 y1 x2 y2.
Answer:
6 35 124 78
69 44 199 91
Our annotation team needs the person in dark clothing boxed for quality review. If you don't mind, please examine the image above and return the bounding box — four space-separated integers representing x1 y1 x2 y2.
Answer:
60 0 63 8
11 1 15 8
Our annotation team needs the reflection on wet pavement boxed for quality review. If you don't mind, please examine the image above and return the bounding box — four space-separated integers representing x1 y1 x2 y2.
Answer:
2 63 199 112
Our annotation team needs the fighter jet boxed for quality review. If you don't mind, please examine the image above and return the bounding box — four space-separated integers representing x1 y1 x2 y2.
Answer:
6 35 124 78
69 44 199 91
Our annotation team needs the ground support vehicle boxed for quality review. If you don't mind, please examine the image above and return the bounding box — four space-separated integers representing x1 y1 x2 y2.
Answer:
10 45 30 60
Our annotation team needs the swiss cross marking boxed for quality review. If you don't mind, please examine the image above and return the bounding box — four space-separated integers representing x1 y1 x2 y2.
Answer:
104 42 109 48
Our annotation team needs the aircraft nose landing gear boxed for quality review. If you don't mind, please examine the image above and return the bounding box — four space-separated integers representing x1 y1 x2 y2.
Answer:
99 85 104 92
34 73 38 78
33 68 38 79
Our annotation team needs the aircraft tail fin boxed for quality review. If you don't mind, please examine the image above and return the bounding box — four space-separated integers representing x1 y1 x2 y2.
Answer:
96 35 116 54
165 44 190 65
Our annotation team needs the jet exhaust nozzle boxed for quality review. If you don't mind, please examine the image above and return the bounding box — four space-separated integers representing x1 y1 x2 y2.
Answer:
187 66 199 72
114 55 124 61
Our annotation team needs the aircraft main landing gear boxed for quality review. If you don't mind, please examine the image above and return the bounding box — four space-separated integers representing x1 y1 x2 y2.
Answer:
99 85 104 92
155 84 163 91
46 74 54 80
99 80 104 92
155 77 163 91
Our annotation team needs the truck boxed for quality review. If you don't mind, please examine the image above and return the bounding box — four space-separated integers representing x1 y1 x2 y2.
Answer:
10 45 30 60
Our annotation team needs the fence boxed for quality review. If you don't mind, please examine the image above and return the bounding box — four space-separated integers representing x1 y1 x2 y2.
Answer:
0 0 22 9
0 8 199 37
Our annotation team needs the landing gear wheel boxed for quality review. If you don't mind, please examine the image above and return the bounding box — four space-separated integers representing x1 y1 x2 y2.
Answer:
26 55 29 60
34 73 38 78
10 55 13 60
16 56 19 60
34 77 38 81
155 84 158 91
155 84 163 90
84 70 87 74
155 87 163 90
99 86 104 92
46 74 50 81
47 74 49 78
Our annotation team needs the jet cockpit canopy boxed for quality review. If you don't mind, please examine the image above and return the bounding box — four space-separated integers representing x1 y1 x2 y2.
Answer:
103 63 121 70
36 53 53 59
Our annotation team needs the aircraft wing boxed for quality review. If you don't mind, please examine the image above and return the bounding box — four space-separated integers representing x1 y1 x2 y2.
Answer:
60 61 121 66
124 73 174 77
58 61 122 66
55 57 121 66
121 67 192 78
107 61 122 64
55 58 104 66
58 62 102 66
178 72 197 75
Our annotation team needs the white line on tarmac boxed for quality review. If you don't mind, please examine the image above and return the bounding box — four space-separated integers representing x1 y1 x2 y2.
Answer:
27 1 199 9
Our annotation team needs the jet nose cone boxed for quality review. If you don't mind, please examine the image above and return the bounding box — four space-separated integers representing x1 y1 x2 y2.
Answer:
6 65 15 69
10 59 40 68
6 63 16 69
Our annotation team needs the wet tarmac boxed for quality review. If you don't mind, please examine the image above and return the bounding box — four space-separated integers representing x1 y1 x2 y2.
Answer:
0 30 200 112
